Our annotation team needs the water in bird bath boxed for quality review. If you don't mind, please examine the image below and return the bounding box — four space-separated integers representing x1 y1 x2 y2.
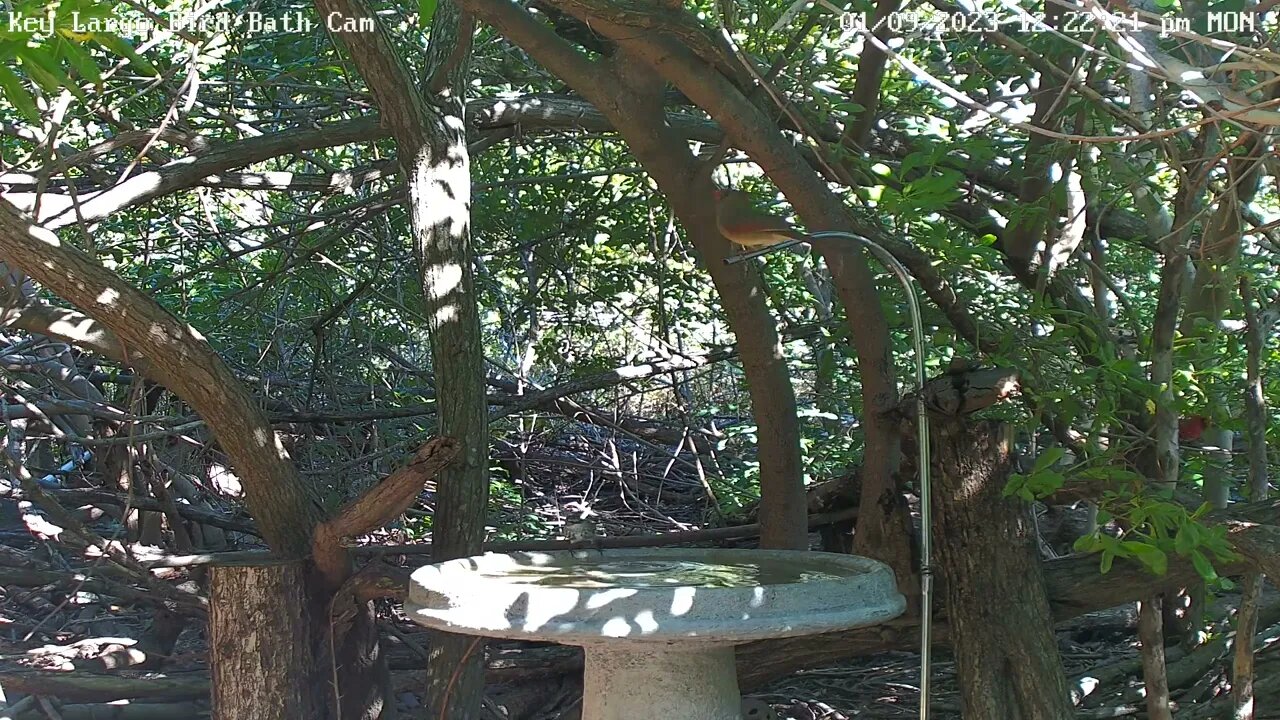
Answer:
471 554 853 589
406 548 905 720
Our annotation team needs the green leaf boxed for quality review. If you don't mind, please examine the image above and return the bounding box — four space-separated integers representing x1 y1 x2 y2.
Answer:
1174 524 1198 554
1073 534 1101 552
1100 550 1115 574
0 64 40 123
94 33 159 75
899 151 930 177
19 45 87 101
1112 358 1140 374
54 35 102 87
1002 474 1025 498
1027 470 1065 495
1131 505 1148 528
1123 542 1168 575
1078 466 1144 484
1190 549 1216 581
1033 446 1065 473
418 0 438 26
1147 549 1169 575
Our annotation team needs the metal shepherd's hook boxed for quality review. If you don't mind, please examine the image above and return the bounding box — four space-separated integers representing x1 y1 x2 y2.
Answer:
725 231 935 720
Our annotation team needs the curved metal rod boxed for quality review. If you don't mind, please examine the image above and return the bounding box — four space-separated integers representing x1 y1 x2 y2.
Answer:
725 232 934 720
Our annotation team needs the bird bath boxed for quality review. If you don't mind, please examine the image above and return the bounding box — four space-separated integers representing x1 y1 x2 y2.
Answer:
405 547 906 720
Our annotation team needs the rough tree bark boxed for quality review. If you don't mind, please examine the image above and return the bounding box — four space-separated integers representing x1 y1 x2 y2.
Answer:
843 0 902 148
209 561 324 720
1138 596 1175 720
1234 276 1271 720
308 0 488 716
932 420 1073 720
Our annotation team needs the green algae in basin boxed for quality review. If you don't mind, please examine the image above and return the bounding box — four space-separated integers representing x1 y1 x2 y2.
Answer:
475 556 862 589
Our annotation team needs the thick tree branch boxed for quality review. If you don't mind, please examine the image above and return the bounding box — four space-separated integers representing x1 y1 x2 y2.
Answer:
542 5 912 581
454 0 810 549
843 0 901 148
1 96 722 227
0 199 320 556
313 437 461 587
6 120 382 228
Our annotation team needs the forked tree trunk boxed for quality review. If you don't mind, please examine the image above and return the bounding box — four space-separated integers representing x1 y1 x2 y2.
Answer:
208 561 388 720
933 420 1073 720
2 191 366 718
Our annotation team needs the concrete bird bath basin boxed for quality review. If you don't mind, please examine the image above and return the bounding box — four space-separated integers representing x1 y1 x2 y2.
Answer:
405 547 906 720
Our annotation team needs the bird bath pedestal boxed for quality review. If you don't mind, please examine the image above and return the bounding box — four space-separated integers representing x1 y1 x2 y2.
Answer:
405 548 906 720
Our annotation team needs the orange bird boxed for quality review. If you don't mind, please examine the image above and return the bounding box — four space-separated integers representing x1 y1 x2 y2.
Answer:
713 189 808 248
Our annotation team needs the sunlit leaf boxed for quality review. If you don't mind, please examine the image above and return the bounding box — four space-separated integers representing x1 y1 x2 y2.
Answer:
54 35 102 86
19 44 88 101
0 64 41 123
1190 549 1216 581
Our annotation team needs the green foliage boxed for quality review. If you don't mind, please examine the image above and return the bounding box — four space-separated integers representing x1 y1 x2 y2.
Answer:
418 0 439 27
0 0 166 118
486 463 547 540
1003 446 1067 501
1 0 1277 554
1073 493 1238 588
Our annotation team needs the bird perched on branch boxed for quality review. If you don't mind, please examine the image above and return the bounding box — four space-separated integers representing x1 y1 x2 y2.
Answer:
712 188 808 249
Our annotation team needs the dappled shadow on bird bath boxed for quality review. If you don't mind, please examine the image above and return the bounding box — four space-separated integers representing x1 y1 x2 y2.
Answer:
404 548 906 720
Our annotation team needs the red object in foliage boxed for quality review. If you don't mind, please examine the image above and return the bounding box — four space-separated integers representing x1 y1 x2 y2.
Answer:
1178 415 1208 442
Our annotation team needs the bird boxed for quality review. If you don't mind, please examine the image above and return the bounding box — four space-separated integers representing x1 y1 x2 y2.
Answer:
712 188 809 249
1178 415 1208 443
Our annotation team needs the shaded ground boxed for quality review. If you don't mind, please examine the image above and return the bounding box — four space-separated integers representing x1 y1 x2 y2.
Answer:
2 429 1277 718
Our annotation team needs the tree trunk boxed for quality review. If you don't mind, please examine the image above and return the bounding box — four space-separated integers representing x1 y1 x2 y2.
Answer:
307 0 487 716
209 561 326 720
0 192 369 718
933 420 1073 720
1233 275 1271 720
1138 597 1175 720
416 5 490 716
